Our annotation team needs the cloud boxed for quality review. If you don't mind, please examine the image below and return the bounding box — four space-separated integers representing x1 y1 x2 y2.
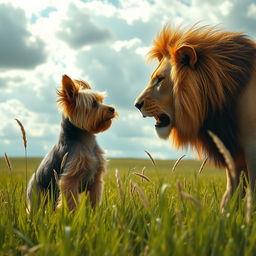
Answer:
0 99 60 155
0 0 255 159
56 4 113 49
247 3 256 19
76 39 151 109
0 3 47 69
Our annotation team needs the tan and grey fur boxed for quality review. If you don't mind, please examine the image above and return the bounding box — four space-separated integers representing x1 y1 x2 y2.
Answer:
27 75 117 211
135 24 256 209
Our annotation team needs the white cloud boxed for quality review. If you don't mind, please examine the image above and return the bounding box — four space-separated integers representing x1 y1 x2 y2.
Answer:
247 3 256 19
219 1 234 16
0 99 58 137
0 0 255 159
56 4 113 49
118 0 153 24
112 38 141 52
0 3 46 69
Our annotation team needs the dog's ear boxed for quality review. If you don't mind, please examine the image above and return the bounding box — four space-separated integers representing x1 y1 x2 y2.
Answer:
174 45 197 68
75 80 91 90
62 75 78 101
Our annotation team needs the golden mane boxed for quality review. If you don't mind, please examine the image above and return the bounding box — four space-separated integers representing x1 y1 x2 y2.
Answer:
148 25 256 161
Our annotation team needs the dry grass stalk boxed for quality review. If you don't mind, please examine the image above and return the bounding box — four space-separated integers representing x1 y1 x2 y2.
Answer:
132 172 152 183
130 181 135 195
144 150 156 167
175 208 183 227
208 131 236 179
53 169 60 187
177 181 202 209
113 206 125 231
4 152 12 171
141 166 146 182
246 186 253 224
19 244 42 255
177 181 182 195
15 119 27 149
115 169 124 199
198 157 208 174
61 152 69 170
172 154 186 172
132 182 150 210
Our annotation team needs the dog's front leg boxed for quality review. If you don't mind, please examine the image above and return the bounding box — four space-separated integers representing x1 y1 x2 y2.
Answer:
88 170 104 208
57 174 79 211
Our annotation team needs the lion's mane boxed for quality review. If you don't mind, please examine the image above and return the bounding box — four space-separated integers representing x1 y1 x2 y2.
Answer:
148 25 256 166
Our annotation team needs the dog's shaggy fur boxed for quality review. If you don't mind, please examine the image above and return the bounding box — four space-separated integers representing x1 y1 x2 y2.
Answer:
27 75 117 211
135 24 256 208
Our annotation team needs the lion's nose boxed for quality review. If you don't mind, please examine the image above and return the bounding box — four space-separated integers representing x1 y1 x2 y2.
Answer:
135 101 144 110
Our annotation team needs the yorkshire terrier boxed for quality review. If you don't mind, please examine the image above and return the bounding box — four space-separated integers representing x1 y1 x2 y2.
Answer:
27 75 117 211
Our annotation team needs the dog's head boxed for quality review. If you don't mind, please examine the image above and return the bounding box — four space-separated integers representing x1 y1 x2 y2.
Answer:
57 75 117 133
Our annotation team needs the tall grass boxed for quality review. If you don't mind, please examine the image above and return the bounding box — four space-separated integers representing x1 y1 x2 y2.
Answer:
0 123 255 256
14 119 28 193
1 157 256 255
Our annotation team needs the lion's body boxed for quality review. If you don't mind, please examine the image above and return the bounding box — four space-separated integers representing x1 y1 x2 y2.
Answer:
135 25 256 207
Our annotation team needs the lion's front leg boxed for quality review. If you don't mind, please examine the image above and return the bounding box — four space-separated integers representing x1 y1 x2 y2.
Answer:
244 144 256 192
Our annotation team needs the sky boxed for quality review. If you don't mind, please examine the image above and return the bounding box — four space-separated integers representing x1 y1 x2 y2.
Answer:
0 0 255 159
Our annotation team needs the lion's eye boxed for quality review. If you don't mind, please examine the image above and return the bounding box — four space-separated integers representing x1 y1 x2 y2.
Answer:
92 100 98 108
155 76 164 86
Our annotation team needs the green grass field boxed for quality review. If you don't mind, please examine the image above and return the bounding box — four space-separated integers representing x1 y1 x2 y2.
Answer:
0 157 256 256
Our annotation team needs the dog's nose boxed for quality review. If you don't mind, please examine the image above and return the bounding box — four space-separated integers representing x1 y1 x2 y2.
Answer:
135 101 144 110
108 107 115 113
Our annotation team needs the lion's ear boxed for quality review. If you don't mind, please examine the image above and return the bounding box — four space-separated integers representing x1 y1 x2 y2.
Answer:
174 45 197 68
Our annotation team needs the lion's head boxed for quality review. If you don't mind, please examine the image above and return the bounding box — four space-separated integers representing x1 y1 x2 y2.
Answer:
135 24 255 155
135 56 174 139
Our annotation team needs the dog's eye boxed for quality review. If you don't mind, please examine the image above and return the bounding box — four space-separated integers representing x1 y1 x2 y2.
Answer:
155 76 164 86
92 100 98 108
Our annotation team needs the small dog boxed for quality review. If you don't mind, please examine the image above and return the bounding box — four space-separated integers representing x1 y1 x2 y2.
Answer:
27 75 117 211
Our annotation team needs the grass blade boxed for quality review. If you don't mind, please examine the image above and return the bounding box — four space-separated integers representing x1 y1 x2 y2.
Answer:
115 169 124 199
177 182 202 209
132 182 150 210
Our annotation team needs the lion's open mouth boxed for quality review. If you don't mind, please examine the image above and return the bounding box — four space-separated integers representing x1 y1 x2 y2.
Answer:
154 114 170 128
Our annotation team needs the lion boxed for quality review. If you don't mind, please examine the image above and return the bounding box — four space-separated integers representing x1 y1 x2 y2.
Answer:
135 24 256 209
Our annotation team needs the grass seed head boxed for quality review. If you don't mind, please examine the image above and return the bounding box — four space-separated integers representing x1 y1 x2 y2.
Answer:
172 155 186 172
61 152 69 170
4 152 12 171
208 130 236 179
198 157 208 174
144 150 156 167
132 182 150 210
132 172 152 183
246 186 253 224
15 119 27 149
